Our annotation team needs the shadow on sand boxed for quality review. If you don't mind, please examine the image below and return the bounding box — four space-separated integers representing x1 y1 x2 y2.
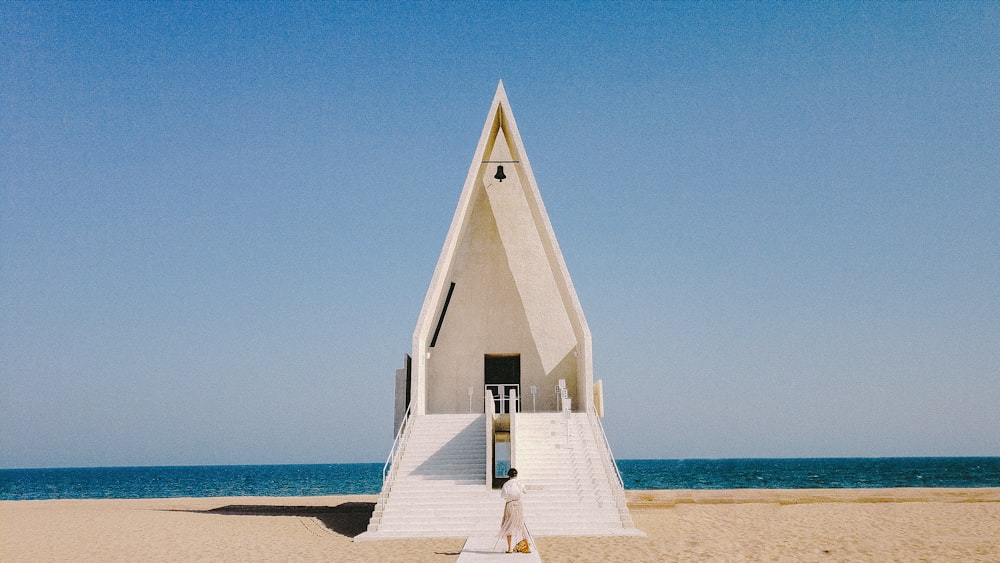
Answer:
184 502 375 538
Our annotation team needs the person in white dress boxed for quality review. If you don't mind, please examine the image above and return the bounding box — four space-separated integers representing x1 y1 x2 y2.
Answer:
498 468 528 553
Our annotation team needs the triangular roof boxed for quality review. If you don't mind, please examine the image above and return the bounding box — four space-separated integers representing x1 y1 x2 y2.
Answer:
411 81 592 415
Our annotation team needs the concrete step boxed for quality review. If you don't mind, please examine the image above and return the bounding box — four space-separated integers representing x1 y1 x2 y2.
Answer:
386 480 487 489
380 510 501 521
395 462 484 469
366 412 635 538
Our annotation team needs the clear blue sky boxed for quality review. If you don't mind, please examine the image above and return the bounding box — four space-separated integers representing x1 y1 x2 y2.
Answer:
2 2 997 468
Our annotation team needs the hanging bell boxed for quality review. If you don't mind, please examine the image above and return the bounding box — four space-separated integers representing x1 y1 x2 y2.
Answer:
494 165 506 182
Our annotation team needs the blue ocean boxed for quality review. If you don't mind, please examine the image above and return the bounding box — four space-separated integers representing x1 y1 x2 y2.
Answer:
2 458 998 501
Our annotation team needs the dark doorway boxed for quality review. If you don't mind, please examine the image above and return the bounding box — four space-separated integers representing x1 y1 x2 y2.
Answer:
485 355 520 413
485 355 520 385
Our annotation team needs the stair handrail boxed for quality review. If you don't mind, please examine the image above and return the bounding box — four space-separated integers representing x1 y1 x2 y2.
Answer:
588 410 625 493
382 402 413 485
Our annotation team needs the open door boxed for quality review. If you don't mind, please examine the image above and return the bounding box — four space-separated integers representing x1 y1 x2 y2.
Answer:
484 355 520 413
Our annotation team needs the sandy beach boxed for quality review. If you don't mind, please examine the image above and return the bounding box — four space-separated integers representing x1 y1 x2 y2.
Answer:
2 489 999 562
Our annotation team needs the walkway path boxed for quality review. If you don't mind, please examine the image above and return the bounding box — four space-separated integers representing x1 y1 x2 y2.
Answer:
455 535 541 562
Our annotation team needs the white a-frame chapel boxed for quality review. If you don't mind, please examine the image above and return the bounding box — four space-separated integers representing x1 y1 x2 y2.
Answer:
358 82 638 539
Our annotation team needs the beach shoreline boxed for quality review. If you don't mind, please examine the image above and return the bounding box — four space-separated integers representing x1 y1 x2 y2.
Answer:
2 488 999 561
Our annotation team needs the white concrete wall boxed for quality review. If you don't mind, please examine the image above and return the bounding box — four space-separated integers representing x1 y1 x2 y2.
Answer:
484 129 577 376
425 183 579 413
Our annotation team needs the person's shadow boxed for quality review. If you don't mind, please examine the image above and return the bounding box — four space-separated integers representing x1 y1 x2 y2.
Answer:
187 502 375 538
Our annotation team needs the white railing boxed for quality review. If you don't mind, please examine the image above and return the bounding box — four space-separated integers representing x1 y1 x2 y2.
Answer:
381 402 412 485
588 410 625 493
485 383 520 413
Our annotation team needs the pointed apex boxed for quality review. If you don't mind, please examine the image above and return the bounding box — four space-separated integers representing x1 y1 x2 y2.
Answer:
494 79 507 100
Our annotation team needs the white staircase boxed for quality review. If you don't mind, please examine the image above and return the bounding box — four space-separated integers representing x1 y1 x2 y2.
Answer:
359 414 501 539
358 411 639 540
515 413 637 535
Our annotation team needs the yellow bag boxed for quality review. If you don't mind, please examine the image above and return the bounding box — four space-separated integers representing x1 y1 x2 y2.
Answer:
514 539 531 553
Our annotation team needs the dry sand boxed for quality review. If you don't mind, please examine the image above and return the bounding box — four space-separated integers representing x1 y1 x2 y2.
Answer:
2 489 999 562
